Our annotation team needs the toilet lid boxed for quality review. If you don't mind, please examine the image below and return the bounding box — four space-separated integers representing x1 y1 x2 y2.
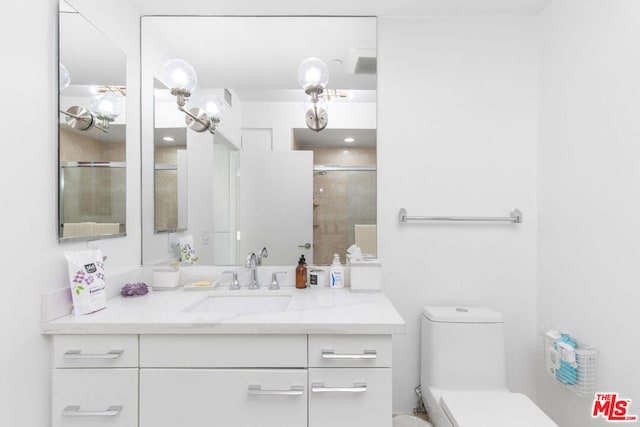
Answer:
439 391 557 427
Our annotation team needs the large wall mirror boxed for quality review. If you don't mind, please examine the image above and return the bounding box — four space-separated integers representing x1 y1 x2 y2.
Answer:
58 1 127 241
142 16 376 265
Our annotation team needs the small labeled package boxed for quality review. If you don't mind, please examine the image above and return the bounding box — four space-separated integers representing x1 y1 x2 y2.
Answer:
178 234 198 264
65 250 107 315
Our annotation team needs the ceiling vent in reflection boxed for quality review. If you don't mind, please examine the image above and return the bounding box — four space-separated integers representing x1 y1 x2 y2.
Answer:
348 48 377 75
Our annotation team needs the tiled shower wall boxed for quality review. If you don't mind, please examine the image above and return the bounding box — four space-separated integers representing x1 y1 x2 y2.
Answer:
154 145 185 231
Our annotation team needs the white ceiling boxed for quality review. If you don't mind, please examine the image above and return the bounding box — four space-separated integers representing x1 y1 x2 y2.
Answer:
130 0 553 17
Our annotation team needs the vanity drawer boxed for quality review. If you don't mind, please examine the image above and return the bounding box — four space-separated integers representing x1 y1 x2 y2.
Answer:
140 334 307 367
140 368 307 427
53 335 139 368
52 368 138 427
308 367 392 427
308 335 391 368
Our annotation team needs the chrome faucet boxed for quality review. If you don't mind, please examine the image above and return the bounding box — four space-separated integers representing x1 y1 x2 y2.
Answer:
257 247 268 266
245 252 259 290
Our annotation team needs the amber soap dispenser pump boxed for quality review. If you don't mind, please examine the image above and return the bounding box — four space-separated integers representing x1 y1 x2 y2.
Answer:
296 255 307 289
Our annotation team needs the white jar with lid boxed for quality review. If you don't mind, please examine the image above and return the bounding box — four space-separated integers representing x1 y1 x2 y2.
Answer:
309 269 326 289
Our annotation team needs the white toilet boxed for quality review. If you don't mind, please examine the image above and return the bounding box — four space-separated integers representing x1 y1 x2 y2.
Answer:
420 306 558 427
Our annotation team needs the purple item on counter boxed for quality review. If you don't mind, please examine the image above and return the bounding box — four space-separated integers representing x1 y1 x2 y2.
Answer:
120 282 149 297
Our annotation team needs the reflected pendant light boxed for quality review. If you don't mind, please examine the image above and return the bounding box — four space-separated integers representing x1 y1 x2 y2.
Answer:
298 57 329 132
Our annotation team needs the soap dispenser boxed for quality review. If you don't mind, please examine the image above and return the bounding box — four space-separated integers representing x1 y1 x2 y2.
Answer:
329 253 345 289
296 255 307 289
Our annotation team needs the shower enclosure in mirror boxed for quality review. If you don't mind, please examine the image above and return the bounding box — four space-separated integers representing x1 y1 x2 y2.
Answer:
58 1 127 241
142 16 376 265
294 128 376 265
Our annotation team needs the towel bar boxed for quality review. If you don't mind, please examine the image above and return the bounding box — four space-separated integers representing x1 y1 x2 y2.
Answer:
398 208 522 224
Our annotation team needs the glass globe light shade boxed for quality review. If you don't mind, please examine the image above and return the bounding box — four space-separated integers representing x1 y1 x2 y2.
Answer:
199 95 225 120
297 57 329 90
59 63 70 91
90 93 122 119
161 58 197 92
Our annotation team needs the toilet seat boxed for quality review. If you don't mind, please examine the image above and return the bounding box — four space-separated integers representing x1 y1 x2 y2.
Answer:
439 390 557 427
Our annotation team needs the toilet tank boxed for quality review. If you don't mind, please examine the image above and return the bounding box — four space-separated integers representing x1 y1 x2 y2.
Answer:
421 306 507 391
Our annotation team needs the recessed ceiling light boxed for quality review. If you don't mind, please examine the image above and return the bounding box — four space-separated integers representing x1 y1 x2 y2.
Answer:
163 136 175 142
344 137 355 143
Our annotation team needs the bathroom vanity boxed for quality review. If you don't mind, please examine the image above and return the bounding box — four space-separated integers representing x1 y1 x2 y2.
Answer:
42 287 405 427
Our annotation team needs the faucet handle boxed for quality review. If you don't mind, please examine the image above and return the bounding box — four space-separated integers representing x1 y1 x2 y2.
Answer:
270 271 287 290
222 270 240 290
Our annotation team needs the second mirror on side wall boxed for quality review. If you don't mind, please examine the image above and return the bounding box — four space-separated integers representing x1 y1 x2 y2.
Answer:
58 1 127 241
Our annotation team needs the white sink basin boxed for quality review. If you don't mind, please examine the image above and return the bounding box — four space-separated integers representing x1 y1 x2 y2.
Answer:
186 294 292 314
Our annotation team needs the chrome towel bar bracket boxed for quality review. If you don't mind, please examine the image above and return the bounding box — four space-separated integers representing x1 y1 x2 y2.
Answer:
399 208 522 224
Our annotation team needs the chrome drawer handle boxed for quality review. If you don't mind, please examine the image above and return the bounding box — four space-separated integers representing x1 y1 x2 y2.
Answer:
62 405 122 417
321 349 377 359
311 382 367 393
248 384 304 396
63 349 124 359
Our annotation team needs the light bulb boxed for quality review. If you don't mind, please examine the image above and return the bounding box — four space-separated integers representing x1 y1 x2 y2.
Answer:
59 63 70 91
90 93 122 119
297 57 329 90
198 95 225 120
161 58 197 92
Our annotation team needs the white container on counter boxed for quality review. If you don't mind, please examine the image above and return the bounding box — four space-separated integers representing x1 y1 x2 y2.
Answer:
348 257 382 292
152 266 179 290
309 269 326 289
329 254 345 289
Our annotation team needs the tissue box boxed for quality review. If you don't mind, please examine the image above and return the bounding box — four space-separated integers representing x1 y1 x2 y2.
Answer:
152 266 179 290
348 257 382 292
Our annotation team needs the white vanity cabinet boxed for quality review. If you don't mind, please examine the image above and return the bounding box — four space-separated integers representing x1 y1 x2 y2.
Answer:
50 333 393 427
50 335 139 427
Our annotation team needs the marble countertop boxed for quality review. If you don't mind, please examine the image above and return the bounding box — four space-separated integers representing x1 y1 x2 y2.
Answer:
41 286 406 335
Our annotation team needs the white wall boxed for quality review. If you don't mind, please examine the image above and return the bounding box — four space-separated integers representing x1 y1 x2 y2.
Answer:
0 0 140 425
186 130 216 264
378 16 539 412
537 1 640 425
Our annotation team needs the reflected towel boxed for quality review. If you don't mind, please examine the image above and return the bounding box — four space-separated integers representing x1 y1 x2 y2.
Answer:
355 224 377 257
